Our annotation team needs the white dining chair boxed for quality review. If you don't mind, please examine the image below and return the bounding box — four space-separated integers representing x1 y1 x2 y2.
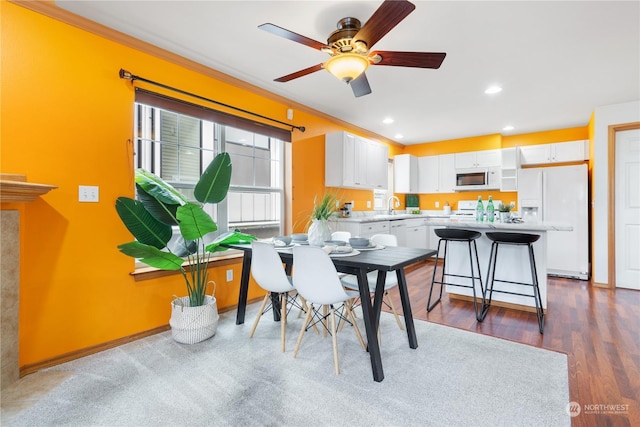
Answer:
292 245 366 375
250 241 304 352
340 233 404 331
331 231 351 242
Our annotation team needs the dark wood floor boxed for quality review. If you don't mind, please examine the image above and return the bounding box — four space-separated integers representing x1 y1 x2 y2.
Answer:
385 260 639 427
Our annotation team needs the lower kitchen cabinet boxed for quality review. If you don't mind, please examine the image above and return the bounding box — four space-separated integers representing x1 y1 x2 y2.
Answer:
405 224 428 249
329 220 390 239
390 221 407 246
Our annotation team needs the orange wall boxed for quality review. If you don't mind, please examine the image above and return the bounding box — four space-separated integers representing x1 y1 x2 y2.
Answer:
0 2 400 367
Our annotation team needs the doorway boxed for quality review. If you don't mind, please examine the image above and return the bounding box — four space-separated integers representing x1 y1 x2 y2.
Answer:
608 122 640 289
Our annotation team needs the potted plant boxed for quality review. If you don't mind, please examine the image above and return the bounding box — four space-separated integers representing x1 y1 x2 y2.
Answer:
115 152 256 344
498 203 513 222
307 192 338 246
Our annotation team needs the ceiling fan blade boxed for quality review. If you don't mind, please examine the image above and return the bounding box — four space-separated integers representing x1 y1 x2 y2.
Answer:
353 0 415 49
350 73 372 97
371 51 446 69
258 23 329 51
274 64 324 82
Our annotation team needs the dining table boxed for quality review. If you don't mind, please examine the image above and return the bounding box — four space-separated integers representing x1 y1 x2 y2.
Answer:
225 242 436 382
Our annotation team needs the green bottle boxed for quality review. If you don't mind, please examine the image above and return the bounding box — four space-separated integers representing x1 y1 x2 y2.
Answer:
475 196 484 222
486 196 495 222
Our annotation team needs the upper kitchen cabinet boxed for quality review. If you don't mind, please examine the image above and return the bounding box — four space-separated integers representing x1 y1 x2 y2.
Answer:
366 140 389 189
500 148 519 191
519 140 589 166
394 154 418 193
418 154 455 193
454 149 501 169
325 131 388 190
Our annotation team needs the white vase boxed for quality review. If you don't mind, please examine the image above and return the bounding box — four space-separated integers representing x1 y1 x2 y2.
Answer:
170 295 219 344
499 212 511 222
308 218 332 246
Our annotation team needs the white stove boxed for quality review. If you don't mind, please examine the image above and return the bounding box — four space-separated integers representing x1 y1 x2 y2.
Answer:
450 200 502 221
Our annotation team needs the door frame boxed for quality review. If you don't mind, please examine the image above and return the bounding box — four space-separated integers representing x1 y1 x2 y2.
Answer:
607 121 640 289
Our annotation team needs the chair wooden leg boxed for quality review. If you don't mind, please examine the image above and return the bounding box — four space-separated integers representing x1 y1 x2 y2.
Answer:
299 296 320 335
249 293 270 338
293 304 313 358
322 305 328 338
385 291 404 331
345 302 366 351
330 308 340 375
297 294 306 318
281 292 287 352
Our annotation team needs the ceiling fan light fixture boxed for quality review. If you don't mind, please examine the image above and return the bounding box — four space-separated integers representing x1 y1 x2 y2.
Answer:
324 54 369 82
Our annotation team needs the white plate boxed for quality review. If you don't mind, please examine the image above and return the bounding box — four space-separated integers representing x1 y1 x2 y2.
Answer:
273 243 295 249
355 244 384 251
329 249 360 257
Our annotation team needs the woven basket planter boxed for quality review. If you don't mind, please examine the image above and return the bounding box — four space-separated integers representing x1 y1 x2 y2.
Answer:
169 295 219 344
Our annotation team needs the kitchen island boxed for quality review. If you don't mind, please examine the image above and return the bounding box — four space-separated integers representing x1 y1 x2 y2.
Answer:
329 213 572 312
423 219 573 311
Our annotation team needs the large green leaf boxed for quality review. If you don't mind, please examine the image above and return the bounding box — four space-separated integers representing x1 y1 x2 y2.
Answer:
176 203 218 241
135 169 189 206
194 152 232 204
117 241 184 270
206 230 257 252
115 197 172 249
136 184 179 226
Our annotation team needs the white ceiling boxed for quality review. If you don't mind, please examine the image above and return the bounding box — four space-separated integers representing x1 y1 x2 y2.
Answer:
56 0 640 145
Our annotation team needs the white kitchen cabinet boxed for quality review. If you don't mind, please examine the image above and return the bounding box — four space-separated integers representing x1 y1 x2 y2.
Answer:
390 220 407 246
455 149 500 169
367 140 389 189
418 154 455 194
500 147 519 191
439 154 456 192
418 156 438 193
404 219 428 249
325 131 388 189
394 154 418 193
519 140 588 166
328 220 390 239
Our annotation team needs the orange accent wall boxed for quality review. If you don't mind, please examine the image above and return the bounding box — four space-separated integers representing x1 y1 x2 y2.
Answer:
0 2 401 367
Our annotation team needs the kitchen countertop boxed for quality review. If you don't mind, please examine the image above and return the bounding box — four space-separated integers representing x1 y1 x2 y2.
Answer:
422 218 573 231
330 212 571 231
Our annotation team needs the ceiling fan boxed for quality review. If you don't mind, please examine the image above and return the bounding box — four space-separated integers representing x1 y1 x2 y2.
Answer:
258 0 446 97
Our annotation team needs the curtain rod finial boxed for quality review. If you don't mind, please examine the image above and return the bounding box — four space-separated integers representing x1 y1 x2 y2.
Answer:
119 69 133 80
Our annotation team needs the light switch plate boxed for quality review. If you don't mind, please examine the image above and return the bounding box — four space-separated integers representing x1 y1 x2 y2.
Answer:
79 185 99 202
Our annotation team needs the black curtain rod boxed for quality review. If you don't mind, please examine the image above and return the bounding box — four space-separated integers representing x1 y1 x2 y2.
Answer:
119 69 305 133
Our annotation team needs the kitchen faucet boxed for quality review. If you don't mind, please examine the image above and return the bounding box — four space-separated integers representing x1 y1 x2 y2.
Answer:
387 196 400 214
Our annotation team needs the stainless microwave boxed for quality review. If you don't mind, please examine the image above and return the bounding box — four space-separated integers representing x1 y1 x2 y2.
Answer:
454 167 500 191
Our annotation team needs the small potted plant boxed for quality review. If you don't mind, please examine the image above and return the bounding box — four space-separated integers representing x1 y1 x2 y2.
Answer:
498 203 513 222
307 192 338 246
115 152 256 344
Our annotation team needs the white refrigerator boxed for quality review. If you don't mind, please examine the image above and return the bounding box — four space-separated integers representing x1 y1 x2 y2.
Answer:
517 164 589 280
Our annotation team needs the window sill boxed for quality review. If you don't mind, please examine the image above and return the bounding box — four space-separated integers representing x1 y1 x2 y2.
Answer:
130 250 244 282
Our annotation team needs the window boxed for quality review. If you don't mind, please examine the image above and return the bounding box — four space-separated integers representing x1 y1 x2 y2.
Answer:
134 102 285 241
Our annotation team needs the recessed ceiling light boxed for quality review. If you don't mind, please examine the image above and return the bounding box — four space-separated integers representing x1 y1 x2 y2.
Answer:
485 85 503 94
502 125 514 131
395 134 404 139
383 117 394 124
